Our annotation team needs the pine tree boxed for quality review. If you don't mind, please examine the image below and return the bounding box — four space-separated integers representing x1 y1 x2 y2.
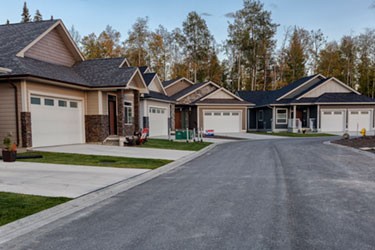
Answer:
33 9 43 22
284 28 307 83
21 2 31 23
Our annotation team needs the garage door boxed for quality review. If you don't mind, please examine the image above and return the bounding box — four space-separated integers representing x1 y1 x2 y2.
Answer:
203 111 241 133
149 107 168 136
30 95 84 147
321 110 345 132
348 110 372 131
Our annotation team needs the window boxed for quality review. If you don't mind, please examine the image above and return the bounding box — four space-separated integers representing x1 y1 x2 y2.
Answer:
58 100 67 107
350 111 359 115
276 109 288 124
30 97 41 105
70 102 78 108
232 112 239 116
223 112 230 116
334 111 342 115
361 111 369 115
44 99 54 106
205 112 212 116
214 112 221 116
124 101 133 124
258 110 264 121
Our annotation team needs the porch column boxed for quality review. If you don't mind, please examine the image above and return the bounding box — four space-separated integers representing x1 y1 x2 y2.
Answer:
133 89 140 132
272 106 276 131
117 90 125 136
293 105 297 131
317 105 320 132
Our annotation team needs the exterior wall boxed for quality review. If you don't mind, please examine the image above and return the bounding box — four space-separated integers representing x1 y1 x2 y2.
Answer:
249 109 257 130
24 28 76 67
178 85 217 105
0 84 18 144
85 115 109 142
165 79 193 96
148 78 164 93
283 77 323 99
303 80 351 98
21 112 32 147
86 91 100 115
197 105 248 131
205 90 234 99
170 104 175 131
257 108 273 130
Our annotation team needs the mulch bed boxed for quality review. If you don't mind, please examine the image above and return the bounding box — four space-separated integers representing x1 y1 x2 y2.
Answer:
332 136 375 153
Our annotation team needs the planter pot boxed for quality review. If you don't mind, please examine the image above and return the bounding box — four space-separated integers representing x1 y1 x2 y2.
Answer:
2 150 17 162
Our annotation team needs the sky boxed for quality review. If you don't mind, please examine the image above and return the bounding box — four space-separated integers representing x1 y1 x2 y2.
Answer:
1 0 375 50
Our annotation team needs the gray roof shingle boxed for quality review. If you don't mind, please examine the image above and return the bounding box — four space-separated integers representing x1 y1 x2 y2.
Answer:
143 91 175 102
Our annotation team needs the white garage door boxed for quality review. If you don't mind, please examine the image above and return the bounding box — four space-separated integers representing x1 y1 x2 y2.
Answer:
203 111 241 133
348 110 372 132
149 107 168 136
321 110 345 132
30 95 84 147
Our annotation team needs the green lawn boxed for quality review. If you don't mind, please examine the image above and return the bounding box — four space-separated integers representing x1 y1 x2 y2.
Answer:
141 139 211 151
248 131 335 137
18 152 171 170
0 192 71 226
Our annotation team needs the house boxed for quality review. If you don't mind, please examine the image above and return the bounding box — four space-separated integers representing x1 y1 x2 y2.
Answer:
0 20 148 148
139 67 175 137
163 78 253 133
238 74 375 134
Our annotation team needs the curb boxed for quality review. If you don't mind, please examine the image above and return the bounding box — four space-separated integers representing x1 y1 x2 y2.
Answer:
323 140 375 159
0 143 217 245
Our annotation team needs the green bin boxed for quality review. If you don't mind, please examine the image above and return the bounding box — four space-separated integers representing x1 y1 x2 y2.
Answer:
175 129 193 140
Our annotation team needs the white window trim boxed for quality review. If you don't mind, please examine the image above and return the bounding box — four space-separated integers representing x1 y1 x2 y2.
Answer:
124 100 133 125
276 108 288 125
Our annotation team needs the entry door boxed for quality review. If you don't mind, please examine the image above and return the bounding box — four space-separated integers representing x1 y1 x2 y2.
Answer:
175 110 182 129
108 96 117 135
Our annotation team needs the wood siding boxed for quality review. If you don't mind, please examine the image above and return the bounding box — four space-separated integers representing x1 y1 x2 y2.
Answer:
86 91 99 115
0 84 17 144
165 79 193 96
303 79 351 98
24 28 76 67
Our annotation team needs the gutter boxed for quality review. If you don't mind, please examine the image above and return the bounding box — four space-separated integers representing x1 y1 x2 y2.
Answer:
8 79 20 146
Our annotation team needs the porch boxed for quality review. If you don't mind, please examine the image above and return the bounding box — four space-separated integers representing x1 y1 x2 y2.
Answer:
273 105 319 133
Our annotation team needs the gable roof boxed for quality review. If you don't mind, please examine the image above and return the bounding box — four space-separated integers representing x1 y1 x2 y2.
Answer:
142 91 175 103
142 73 156 86
171 81 214 100
162 77 194 88
138 66 149 74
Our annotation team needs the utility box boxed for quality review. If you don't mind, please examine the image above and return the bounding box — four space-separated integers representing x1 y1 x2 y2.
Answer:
175 129 193 140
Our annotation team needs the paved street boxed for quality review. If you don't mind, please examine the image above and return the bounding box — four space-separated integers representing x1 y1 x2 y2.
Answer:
2 138 375 250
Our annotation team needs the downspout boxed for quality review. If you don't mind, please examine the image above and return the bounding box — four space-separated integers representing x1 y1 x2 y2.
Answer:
8 79 20 146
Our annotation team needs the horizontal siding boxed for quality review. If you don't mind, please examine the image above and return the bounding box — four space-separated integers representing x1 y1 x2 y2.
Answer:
86 91 99 115
165 80 191 96
304 80 350 98
25 28 76 67
0 84 17 143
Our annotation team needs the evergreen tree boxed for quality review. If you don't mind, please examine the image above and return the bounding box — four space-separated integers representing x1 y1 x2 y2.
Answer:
284 28 307 83
21 2 31 23
33 9 43 22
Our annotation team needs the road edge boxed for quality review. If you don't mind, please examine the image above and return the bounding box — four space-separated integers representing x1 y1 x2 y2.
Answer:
0 143 217 245
323 140 375 159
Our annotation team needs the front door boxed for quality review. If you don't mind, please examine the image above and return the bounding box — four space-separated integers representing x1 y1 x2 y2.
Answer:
108 96 117 135
175 109 182 129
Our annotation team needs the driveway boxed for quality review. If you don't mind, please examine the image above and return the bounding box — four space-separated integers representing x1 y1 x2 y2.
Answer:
32 144 194 160
3 138 375 249
216 132 286 140
0 161 148 198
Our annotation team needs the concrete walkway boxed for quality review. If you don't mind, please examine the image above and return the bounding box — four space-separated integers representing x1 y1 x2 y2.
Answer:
32 144 194 161
0 161 148 198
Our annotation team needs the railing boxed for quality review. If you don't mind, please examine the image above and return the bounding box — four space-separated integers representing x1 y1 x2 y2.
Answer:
309 118 316 131
288 118 302 130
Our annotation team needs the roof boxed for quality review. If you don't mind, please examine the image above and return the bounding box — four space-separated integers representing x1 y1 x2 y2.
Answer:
138 66 149 74
143 91 175 102
0 21 141 88
299 93 375 104
195 99 252 105
142 73 156 86
171 82 208 100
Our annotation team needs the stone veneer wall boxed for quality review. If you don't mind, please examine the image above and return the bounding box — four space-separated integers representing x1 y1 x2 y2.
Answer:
85 115 109 142
133 90 140 132
21 112 32 147
170 104 175 131
178 85 217 105
117 90 125 136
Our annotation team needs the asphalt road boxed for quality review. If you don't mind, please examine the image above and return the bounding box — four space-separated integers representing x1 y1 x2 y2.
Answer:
3 138 375 250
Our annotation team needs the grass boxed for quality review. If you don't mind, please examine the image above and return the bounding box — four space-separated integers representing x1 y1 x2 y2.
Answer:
0 192 71 226
17 152 172 170
141 139 211 151
248 131 335 137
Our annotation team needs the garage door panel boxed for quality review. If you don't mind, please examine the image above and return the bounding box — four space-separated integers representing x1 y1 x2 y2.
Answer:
30 96 83 147
149 106 168 136
321 110 345 132
203 110 241 133
348 110 371 131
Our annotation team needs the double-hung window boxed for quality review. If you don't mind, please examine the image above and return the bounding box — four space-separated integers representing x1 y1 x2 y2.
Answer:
124 101 133 124
276 109 288 124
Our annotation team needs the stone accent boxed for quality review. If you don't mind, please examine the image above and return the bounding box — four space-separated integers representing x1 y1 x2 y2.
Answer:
133 90 140 132
124 124 135 136
85 115 109 142
170 104 175 131
178 85 217 105
21 112 32 147
117 90 125 136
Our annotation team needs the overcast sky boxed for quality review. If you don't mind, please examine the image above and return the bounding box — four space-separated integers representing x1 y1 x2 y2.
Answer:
1 0 375 48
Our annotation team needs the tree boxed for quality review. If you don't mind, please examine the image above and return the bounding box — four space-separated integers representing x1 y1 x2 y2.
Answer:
284 28 307 83
21 2 31 23
125 17 150 66
356 29 375 97
227 0 278 90
33 9 42 22
340 35 357 87
308 29 326 74
182 11 214 82
69 25 81 47
317 41 344 79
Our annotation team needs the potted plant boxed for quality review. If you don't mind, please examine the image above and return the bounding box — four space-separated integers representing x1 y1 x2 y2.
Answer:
2 134 17 162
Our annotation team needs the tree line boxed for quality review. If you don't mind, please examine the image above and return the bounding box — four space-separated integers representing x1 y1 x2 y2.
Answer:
12 1 375 97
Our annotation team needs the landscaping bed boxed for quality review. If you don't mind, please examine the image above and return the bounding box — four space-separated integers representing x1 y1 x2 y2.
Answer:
332 136 375 153
141 139 211 151
17 152 171 170
0 192 71 226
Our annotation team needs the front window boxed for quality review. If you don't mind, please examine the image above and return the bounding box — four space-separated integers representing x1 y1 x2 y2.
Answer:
124 101 133 124
258 110 264 121
276 109 288 124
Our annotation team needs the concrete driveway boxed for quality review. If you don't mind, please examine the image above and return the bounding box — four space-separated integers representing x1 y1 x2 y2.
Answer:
32 144 194 161
216 132 286 140
0 161 148 198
